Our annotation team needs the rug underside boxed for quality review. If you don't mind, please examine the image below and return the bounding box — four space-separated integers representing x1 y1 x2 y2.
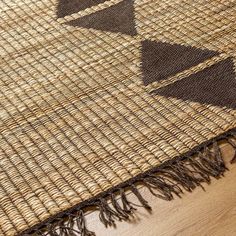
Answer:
0 0 236 235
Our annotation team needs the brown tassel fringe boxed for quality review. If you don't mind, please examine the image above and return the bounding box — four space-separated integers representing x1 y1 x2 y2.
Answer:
20 130 236 236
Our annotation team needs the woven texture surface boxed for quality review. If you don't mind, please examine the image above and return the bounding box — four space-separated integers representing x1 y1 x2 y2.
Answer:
1 0 236 235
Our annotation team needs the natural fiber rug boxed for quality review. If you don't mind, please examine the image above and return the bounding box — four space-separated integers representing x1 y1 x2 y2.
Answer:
1 0 236 235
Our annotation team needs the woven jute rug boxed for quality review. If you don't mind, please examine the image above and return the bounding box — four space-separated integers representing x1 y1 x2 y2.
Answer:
1 0 236 235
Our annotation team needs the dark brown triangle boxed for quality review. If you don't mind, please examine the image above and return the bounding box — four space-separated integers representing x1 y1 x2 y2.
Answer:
153 58 236 109
66 0 137 36
141 40 219 86
57 0 106 18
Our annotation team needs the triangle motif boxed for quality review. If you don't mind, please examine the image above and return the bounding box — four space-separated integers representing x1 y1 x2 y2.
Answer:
66 0 137 36
154 58 236 109
57 0 106 18
141 40 219 86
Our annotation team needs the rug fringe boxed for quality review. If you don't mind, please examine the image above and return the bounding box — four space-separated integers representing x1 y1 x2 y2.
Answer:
21 131 236 236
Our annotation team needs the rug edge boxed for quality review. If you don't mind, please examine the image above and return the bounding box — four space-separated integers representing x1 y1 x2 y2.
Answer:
19 128 236 236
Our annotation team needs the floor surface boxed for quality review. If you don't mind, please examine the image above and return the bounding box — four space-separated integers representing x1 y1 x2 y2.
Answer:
85 143 236 236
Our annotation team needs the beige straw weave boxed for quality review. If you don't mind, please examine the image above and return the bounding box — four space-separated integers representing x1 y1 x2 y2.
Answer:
1 0 236 235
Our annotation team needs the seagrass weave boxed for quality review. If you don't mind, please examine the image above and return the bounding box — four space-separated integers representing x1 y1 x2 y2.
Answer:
1 0 236 235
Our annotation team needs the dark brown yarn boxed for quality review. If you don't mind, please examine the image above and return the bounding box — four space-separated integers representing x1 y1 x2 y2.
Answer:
153 58 236 109
227 136 236 163
19 129 236 236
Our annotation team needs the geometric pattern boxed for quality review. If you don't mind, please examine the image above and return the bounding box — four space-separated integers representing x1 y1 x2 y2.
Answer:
64 0 137 36
141 40 219 85
154 57 236 109
1 0 236 235
57 0 236 108
57 0 107 18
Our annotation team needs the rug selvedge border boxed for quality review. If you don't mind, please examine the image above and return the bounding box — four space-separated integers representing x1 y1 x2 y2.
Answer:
19 128 236 236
